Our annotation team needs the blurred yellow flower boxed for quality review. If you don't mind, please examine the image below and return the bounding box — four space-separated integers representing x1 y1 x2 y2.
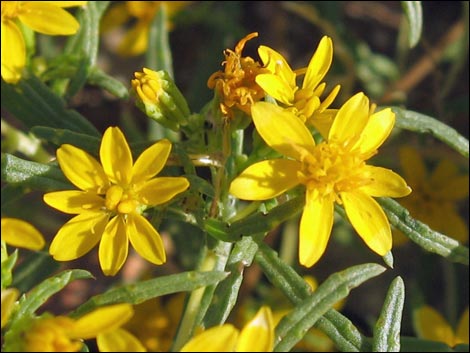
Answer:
21 304 144 352
101 1 191 56
1 1 87 83
123 294 185 351
180 306 274 352
414 305 469 347
1 217 45 251
394 146 469 246
230 93 411 267
255 36 340 137
1 287 19 329
207 32 269 119
43 126 189 276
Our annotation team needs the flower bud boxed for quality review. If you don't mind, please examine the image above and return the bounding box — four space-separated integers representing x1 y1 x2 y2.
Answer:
131 68 190 131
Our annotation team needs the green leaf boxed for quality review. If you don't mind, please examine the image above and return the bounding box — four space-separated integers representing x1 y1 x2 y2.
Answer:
273 263 386 352
31 126 101 156
378 197 469 265
11 269 93 322
147 3 173 77
1 76 99 136
255 243 372 351
87 67 129 99
1 153 72 191
71 270 228 317
372 277 405 352
401 1 423 48
1 246 18 289
392 107 469 158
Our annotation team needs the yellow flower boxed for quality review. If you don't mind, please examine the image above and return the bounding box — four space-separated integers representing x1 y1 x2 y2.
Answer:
180 306 274 352
1 287 19 329
207 32 269 120
43 126 190 276
414 305 469 347
230 93 411 267
393 146 469 246
255 36 340 137
1 217 45 250
21 303 146 352
123 294 185 351
101 1 191 57
1 1 87 84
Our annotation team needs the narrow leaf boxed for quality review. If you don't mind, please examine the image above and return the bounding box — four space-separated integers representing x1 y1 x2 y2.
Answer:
274 263 386 352
31 127 101 156
379 197 469 265
373 276 405 352
72 270 228 317
392 107 469 158
401 1 423 48
147 4 173 77
1 153 73 191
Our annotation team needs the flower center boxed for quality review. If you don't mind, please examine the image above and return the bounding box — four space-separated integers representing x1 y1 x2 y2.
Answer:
105 185 138 215
1 2 21 20
298 142 370 202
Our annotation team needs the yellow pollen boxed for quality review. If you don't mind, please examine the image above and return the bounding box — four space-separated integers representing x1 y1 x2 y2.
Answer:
104 185 138 214
299 142 369 200
1 2 21 20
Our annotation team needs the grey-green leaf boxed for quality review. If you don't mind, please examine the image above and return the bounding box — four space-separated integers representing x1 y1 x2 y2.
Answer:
379 197 469 265
71 270 228 317
401 1 423 48
274 263 386 352
373 276 405 352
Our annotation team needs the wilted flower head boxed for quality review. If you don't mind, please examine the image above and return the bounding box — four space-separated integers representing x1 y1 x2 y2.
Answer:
208 32 269 120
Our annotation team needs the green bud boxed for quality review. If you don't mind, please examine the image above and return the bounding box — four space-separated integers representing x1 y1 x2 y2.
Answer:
131 68 190 131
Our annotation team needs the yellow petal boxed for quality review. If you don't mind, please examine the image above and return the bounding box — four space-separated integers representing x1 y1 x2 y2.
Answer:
1 218 45 250
255 74 295 105
299 191 334 267
399 146 427 188
1 21 25 84
70 304 134 340
303 36 333 90
328 93 369 147
413 305 455 347
100 127 133 185
117 22 149 56
127 213 166 265
341 191 392 256
359 166 412 197
236 306 274 352
57 144 109 193
1 288 20 329
180 325 239 352
49 212 108 260
100 2 129 32
317 84 340 113
251 102 316 160
99 216 129 276
43 191 104 214
97 328 147 352
455 307 469 345
37 2 88 8
257 45 296 88
353 108 395 156
132 139 172 183
309 109 337 138
229 159 301 200
136 177 189 206
19 3 80 35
